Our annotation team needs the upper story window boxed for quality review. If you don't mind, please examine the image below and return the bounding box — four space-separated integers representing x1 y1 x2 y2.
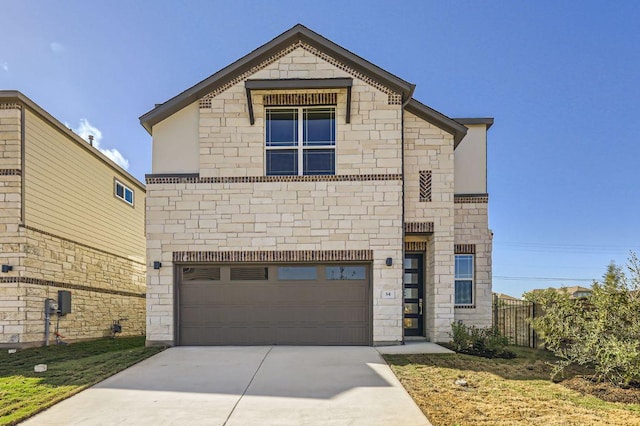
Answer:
114 179 134 206
265 106 336 176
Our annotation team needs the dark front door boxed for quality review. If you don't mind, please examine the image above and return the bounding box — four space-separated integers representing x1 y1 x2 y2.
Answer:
403 253 424 336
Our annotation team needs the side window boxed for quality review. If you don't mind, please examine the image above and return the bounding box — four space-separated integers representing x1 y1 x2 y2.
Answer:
454 255 474 305
114 179 134 206
265 106 335 176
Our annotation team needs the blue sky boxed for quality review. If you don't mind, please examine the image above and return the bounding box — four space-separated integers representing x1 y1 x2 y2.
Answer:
2 1 639 297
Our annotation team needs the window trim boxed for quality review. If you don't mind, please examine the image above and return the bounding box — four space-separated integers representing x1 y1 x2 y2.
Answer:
265 106 336 176
114 178 134 207
454 254 474 306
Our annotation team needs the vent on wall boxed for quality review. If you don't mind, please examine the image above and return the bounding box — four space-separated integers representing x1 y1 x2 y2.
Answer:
230 267 269 281
419 170 432 202
182 267 221 281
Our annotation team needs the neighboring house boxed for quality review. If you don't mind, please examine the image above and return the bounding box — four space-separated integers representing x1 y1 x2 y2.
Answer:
494 292 521 302
141 24 493 346
529 285 592 299
0 91 146 347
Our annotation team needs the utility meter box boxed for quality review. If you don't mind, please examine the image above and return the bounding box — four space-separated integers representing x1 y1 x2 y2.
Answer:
58 290 71 315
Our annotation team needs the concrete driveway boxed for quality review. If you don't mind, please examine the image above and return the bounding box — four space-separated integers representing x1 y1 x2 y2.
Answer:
22 346 430 425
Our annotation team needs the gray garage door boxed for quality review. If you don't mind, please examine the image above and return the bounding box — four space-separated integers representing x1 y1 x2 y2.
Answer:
178 264 371 346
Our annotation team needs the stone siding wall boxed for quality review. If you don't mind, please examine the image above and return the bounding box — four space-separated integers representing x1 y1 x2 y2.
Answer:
454 200 493 327
198 47 402 178
146 179 404 344
403 112 455 342
0 223 146 346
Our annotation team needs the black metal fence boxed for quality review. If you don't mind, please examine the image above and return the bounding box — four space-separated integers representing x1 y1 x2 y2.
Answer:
492 295 540 348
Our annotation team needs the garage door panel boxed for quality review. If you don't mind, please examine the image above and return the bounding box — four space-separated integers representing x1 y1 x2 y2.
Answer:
178 263 371 345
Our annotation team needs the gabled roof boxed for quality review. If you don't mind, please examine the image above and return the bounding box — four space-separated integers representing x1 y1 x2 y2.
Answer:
0 90 145 190
140 24 417 133
405 98 468 147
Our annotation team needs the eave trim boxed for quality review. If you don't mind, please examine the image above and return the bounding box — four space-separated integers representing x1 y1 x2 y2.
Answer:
405 98 468 148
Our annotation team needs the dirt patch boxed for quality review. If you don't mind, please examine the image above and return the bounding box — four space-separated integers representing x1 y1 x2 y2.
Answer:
563 376 640 404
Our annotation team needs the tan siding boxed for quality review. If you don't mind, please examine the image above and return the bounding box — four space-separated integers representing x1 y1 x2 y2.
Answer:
23 109 145 261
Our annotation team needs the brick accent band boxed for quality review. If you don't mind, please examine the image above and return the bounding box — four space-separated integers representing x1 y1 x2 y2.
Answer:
0 277 145 298
0 103 22 110
0 169 21 176
454 244 476 254
405 241 427 252
173 250 374 263
264 93 337 106
404 222 434 234
454 305 476 309
146 174 402 185
454 194 488 204
20 225 146 266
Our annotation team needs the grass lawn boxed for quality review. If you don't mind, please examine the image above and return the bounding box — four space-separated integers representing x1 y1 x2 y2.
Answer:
0 336 163 426
384 347 640 426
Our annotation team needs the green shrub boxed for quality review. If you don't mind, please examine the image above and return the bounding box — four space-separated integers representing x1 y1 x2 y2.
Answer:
525 253 640 387
449 321 515 359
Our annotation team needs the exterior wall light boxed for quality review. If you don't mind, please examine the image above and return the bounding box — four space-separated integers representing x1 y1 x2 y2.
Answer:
1 265 13 273
153 261 162 270
385 258 393 266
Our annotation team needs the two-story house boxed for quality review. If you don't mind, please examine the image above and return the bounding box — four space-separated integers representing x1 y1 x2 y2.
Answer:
141 25 493 346
0 91 146 347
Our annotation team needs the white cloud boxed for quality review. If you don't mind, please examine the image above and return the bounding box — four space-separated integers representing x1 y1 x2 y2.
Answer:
50 42 65 54
69 118 130 170
1 62 7 72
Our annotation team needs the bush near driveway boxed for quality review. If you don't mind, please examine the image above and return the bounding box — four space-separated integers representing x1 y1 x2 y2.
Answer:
0 336 163 426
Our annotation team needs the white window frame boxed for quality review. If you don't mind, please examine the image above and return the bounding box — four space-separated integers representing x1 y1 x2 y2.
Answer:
114 179 134 206
454 254 474 306
265 106 336 176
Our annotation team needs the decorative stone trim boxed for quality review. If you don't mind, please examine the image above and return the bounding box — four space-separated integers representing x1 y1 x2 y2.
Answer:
419 170 432 202
404 222 434 234
454 305 476 309
264 93 337 106
173 250 374 263
454 194 489 204
146 173 402 185
20 225 146 265
199 41 400 108
405 241 427 252
0 103 21 110
0 277 145 298
454 244 476 254
0 169 21 176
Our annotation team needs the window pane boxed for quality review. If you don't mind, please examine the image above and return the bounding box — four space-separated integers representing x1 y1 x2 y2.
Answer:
277 267 317 280
182 267 221 281
404 288 418 299
404 258 418 269
326 266 366 280
124 188 133 204
303 108 335 146
455 255 473 279
230 267 268 281
455 280 473 304
303 149 335 175
266 109 298 146
404 273 418 284
266 149 298 176
115 183 124 198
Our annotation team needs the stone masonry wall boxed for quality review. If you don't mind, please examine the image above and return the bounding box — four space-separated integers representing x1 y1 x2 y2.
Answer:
403 112 455 342
146 179 404 345
454 200 493 327
0 226 146 346
198 47 403 177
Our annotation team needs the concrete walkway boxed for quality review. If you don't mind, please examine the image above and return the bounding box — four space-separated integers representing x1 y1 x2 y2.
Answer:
22 346 431 425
